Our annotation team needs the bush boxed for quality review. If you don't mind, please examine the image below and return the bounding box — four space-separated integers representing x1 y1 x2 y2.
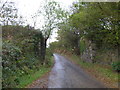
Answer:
2 25 45 88
111 61 120 72
2 41 22 88
80 40 86 54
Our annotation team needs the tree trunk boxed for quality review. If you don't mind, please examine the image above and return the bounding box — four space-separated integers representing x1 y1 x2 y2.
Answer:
44 39 47 65
41 38 47 65
40 37 44 64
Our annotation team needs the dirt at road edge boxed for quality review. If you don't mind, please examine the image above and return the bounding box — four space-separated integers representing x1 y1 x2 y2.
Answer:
26 71 50 88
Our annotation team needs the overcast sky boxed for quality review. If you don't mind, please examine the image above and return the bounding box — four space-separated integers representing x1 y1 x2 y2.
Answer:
1 0 76 45
1 0 118 45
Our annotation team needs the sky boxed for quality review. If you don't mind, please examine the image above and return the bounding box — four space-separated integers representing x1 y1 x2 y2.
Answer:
1 0 118 45
1 0 76 45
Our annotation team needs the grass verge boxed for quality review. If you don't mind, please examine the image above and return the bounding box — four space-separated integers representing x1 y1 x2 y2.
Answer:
16 56 54 88
16 66 50 88
62 53 119 88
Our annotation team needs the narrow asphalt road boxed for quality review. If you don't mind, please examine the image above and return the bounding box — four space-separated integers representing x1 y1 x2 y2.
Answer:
48 53 106 88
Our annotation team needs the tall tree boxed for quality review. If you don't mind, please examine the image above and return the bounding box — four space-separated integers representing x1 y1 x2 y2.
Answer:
0 1 18 25
69 2 120 49
37 0 66 64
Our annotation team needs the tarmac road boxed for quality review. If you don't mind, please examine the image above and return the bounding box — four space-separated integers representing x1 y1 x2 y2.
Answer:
48 53 106 88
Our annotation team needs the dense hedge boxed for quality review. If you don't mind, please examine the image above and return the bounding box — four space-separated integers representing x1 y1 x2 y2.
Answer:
2 41 22 87
2 25 44 88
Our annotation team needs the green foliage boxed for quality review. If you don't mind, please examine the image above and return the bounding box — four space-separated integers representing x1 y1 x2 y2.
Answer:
2 1 120 88
55 2 119 64
80 40 86 53
111 61 120 72
2 25 45 88
32 31 44 60
2 41 41 88
57 22 80 54
69 2 120 49
39 0 64 39
0 1 18 25
2 41 22 88
17 66 50 88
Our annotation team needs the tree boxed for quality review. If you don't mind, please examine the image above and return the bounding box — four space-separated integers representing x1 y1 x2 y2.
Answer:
37 0 65 64
69 2 120 49
56 1 120 63
0 1 18 25
57 21 80 55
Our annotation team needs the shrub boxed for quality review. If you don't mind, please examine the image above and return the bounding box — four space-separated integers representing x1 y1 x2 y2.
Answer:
111 61 120 72
2 25 45 88
2 41 22 88
80 40 86 54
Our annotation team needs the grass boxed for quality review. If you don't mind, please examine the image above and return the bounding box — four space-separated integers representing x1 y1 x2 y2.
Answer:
16 56 54 88
62 53 119 88
16 66 50 88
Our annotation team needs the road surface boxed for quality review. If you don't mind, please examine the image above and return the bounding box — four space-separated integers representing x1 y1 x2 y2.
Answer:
48 53 106 88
